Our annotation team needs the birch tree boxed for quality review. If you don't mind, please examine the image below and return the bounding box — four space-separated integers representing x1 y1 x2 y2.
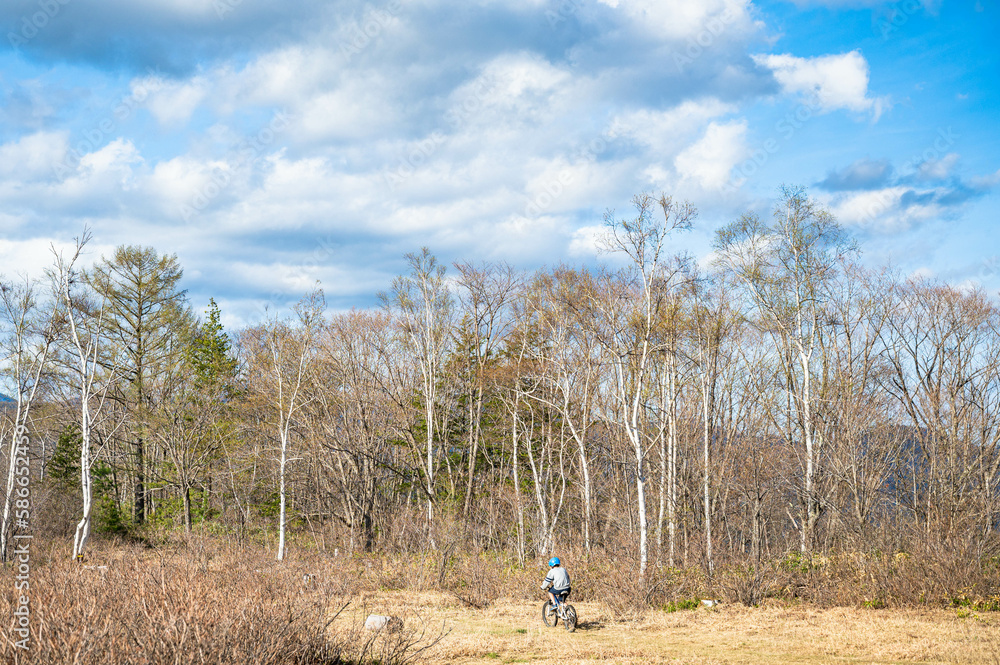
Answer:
687 272 738 576
0 276 56 561
380 248 452 544
531 267 601 554
453 261 519 520
594 193 695 576
715 186 853 553
50 235 122 560
241 289 324 560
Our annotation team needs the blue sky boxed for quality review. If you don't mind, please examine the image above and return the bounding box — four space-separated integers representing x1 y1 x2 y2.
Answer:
1 0 997 327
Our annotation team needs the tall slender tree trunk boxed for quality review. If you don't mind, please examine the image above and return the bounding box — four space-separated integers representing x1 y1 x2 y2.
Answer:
277 428 288 560
135 437 145 524
183 484 192 534
701 363 713 576
425 372 435 544
73 397 93 560
668 360 678 568
463 386 483 517
511 404 525 566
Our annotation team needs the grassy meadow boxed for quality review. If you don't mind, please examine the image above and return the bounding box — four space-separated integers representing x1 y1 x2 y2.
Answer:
2 536 998 664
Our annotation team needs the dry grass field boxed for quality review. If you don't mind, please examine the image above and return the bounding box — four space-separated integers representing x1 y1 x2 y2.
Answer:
345 591 1000 665
3 540 999 664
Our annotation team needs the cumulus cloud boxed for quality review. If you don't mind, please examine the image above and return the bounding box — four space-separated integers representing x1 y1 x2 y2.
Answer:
144 76 209 127
818 158 893 191
596 0 756 40
820 153 999 234
2 0 985 323
0 131 68 178
675 120 748 191
916 153 960 181
753 50 887 118
609 98 736 155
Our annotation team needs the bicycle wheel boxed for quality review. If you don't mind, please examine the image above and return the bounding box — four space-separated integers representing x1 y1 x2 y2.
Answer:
563 604 577 632
542 600 558 627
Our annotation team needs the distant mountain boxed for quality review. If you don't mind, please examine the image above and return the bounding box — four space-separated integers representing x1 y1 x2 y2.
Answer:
0 394 14 404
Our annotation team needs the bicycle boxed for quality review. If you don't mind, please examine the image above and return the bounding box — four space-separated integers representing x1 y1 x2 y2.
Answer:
541 591 577 632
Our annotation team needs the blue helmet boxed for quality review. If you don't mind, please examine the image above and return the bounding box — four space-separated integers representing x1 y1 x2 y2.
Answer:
548 557 560 567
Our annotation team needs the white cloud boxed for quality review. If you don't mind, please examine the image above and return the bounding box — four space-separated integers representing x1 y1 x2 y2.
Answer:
0 238 116 281
213 46 340 112
826 187 905 228
825 186 946 234
0 131 67 179
609 98 736 155
568 224 606 257
674 120 748 190
971 169 1000 190
76 139 143 189
753 50 886 117
916 153 959 181
144 76 209 127
597 0 755 41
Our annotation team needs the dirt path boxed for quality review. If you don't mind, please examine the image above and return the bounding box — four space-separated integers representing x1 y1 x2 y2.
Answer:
342 591 1000 664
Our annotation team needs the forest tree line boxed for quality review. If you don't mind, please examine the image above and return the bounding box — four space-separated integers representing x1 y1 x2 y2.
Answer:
2 186 999 575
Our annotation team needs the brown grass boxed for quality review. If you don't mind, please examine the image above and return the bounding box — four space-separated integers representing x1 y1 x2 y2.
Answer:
368 590 1000 664
2 537 998 664
0 539 445 665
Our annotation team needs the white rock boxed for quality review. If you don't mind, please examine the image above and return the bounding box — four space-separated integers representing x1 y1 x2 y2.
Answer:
365 614 403 632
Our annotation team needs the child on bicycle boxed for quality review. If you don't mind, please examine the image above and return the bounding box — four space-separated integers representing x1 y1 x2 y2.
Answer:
540 557 571 604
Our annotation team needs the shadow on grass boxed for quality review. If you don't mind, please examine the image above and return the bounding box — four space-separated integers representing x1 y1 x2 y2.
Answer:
573 619 605 631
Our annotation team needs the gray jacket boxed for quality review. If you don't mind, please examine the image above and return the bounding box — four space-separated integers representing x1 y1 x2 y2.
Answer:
541 566 570 592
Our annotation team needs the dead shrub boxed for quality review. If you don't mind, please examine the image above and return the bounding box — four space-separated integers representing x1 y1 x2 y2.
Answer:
718 563 774 607
0 541 441 665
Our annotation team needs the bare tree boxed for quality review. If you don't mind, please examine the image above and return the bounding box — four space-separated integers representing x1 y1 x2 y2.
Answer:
880 278 1000 545
715 186 853 553
531 267 601 554
242 289 324 561
452 261 520 522
50 234 123 560
593 193 695 576
687 272 738 575
0 276 56 561
312 310 402 553
380 248 452 546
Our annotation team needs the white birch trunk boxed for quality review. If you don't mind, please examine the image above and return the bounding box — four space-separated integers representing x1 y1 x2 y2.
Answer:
277 425 288 561
700 353 713 576
72 396 93 559
0 283 52 561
